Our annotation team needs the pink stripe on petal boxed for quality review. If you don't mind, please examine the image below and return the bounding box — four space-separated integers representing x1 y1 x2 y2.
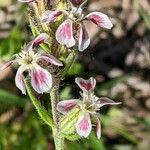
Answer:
41 10 62 23
96 117 101 139
97 97 121 108
78 24 90 52
56 19 75 48
39 54 63 66
57 99 79 114
86 12 113 29
75 77 96 92
76 112 92 138
30 66 52 93
50 0 57 5
18 0 35 3
69 0 85 7
15 66 26 95
32 33 49 47
0 61 13 71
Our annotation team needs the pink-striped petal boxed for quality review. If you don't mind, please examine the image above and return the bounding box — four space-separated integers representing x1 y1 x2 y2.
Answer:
69 0 85 7
78 24 90 51
30 65 52 93
76 112 92 138
0 61 13 71
86 12 113 29
57 99 79 114
27 33 49 51
56 19 75 48
15 66 26 95
75 77 96 92
39 54 63 66
32 33 49 47
96 117 101 139
97 97 121 108
18 0 35 3
50 0 57 5
41 10 62 23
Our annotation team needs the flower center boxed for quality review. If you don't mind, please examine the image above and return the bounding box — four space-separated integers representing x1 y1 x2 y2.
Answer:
23 56 33 65
17 50 38 66
80 101 94 112
69 7 83 21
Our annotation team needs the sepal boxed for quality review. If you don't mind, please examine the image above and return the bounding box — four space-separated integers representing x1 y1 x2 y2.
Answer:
64 133 80 141
59 108 80 135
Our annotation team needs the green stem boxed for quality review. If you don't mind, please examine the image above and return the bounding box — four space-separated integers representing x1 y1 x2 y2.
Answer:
50 52 77 150
50 79 65 150
53 132 64 150
24 79 55 128
50 79 60 125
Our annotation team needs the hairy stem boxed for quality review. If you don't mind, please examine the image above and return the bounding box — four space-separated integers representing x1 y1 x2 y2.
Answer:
50 79 65 150
50 78 60 125
50 52 77 150
53 131 64 150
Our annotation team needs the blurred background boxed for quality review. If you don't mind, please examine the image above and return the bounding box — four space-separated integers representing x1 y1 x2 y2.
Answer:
0 0 150 150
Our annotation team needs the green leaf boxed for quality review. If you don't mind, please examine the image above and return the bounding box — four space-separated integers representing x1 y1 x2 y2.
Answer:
60 86 72 100
61 52 77 76
24 79 55 128
0 89 26 107
0 27 22 59
67 62 83 76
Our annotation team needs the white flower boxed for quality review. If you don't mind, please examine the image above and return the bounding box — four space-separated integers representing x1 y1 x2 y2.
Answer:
41 0 113 51
0 33 63 94
57 77 121 139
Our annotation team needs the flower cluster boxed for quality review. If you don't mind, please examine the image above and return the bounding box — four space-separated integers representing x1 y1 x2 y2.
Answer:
57 77 121 138
0 33 63 94
41 0 113 51
0 0 121 143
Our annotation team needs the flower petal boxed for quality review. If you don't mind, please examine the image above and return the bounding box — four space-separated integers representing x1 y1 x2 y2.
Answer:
76 112 92 138
30 65 52 93
39 54 63 66
97 97 121 108
18 0 35 3
78 24 90 51
50 0 57 5
15 66 26 95
57 99 79 114
69 0 86 7
0 61 13 71
56 19 75 48
27 33 49 50
75 77 96 92
86 12 113 29
96 117 101 139
41 10 62 23
32 33 49 47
